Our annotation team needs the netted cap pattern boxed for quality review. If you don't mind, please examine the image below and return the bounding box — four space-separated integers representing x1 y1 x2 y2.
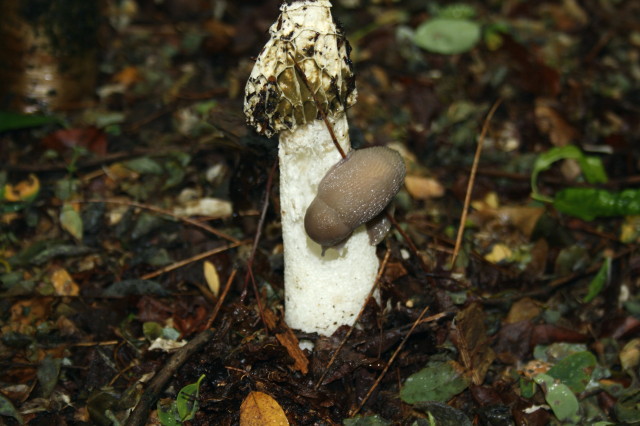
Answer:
244 0 357 138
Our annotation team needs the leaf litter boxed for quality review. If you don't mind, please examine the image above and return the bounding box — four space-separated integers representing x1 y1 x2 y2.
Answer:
0 0 639 424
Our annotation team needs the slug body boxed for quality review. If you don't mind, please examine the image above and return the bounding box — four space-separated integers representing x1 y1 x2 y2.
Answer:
304 146 406 250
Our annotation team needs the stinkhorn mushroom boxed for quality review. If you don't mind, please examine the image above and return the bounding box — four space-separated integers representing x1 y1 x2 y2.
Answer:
244 0 404 335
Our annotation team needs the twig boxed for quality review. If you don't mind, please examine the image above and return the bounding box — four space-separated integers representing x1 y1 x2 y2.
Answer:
79 198 241 244
240 158 278 331
450 99 502 268
288 52 346 159
314 247 392 390
351 304 431 416
124 329 215 426
204 269 238 329
140 241 244 280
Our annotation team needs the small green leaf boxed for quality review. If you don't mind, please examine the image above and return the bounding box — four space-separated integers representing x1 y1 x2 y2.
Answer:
123 157 164 174
531 145 608 202
519 376 537 398
614 388 640 424
157 401 180 426
60 204 83 240
414 18 481 55
534 373 580 422
37 355 62 398
546 351 597 394
143 322 164 340
437 4 476 20
0 111 62 133
583 257 611 303
400 361 469 403
177 374 206 421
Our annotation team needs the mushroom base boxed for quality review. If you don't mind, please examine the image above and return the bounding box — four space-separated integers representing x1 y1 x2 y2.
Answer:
279 117 379 335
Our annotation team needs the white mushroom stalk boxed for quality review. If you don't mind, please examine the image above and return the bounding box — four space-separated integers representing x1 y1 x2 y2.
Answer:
244 0 380 335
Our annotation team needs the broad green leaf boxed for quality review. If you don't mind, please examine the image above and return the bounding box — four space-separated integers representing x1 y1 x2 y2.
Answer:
546 351 596 394
534 373 580 422
400 361 469 403
177 374 205 421
60 203 83 240
583 257 611 302
531 145 608 202
554 188 640 221
0 111 62 133
414 18 481 55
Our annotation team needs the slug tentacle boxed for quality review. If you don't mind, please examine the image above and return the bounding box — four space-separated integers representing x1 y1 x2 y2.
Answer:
304 146 406 251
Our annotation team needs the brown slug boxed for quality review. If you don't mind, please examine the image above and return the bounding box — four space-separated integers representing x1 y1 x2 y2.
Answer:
304 146 406 250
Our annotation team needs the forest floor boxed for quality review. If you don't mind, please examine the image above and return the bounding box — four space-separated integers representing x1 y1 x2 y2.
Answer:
1 0 640 424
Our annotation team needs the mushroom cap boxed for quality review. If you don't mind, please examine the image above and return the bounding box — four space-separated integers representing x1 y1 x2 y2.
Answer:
244 0 357 138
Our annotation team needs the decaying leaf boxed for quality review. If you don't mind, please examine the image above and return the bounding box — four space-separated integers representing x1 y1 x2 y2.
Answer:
452 303 496 386
3 174 40 202
51 267 80 296
239 391 289 426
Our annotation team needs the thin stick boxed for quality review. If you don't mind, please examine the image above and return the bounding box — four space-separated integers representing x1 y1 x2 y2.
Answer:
314 247 392 390
78 198 241 244
204 269 238 329
124 329 215 426
450 99 502 269
288 52 346 159
240 159 278 332
351 304 430 416
140 241 244 280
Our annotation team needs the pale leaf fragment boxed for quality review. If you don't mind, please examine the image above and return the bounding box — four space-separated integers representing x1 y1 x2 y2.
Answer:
203 261 220 296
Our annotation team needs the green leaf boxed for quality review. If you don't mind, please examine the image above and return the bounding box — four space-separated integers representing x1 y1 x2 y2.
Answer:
157 401 180 426
0 111 62 133
553 188 640 221
437 4 476 20
614 388 640 424
400 361 469 403
0 393 23 424
583 257 611 303
519 376 537 398
546 351 597 394
534 373 580 422
123 157 164 174
37 355 62 398
414 18 481 55
531 145 608 202
60 203 84 240
177 374 206 421
143 322 164 340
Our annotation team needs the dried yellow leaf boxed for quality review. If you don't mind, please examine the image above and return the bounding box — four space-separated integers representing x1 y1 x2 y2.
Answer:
3 174 40 202
239 391 289 426
51 268 79 296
